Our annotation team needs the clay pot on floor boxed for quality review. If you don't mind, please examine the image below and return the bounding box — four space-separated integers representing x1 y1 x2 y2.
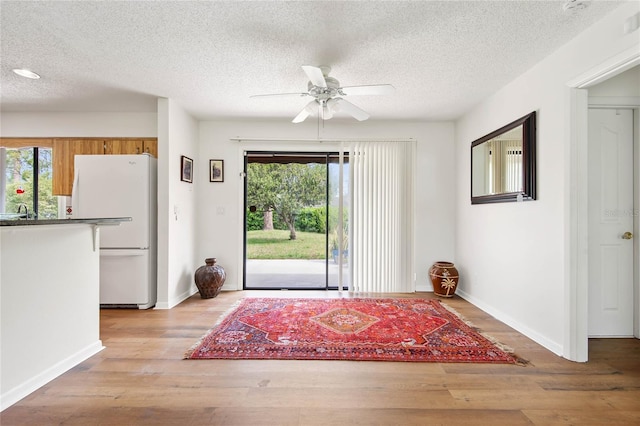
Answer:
194 258 226 299
429 261 459 297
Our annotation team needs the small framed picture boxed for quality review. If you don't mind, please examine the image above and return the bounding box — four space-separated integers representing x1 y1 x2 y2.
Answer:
210 159 224 182
181 155 193 183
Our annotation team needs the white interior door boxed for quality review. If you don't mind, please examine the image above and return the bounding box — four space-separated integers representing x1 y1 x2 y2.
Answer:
588 108 634 337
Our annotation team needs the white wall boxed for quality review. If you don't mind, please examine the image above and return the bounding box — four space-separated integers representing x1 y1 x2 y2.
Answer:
0 112 157 137
455 2 640 357
197 119 455 292
155 99 199 309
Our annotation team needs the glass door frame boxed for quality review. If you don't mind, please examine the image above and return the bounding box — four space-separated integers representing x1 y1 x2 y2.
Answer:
242 150 347 290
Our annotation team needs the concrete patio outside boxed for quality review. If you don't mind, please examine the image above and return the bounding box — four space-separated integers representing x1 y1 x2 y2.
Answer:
245 259 349 289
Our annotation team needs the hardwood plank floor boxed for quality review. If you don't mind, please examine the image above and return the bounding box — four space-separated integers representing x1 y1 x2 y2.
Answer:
2 291 639 425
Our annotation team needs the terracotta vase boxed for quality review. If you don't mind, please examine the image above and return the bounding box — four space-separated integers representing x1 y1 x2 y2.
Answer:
429 261 459 298
194 258 226 299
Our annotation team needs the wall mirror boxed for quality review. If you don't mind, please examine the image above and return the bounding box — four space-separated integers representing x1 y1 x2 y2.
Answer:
471 111 536 204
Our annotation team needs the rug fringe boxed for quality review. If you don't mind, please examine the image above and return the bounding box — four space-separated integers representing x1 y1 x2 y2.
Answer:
183 298 244 359
438 300 529 366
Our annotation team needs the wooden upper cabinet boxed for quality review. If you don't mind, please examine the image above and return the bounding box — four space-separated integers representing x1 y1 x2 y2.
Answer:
52 137 158 195
143 139 158 158
52 139 104 196
104 139 144 155
104 139 157 157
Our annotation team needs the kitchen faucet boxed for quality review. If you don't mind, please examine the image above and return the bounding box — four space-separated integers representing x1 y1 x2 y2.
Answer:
17 203 29 219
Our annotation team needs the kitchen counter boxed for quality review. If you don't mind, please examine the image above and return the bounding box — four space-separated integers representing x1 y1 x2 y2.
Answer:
0 218 127 410
0 217 131 227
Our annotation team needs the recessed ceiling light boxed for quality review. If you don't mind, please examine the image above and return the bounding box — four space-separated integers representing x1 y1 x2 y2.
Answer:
12 68 40 79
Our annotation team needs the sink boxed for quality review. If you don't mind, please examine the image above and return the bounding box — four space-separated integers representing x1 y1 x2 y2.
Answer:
0 213 28 220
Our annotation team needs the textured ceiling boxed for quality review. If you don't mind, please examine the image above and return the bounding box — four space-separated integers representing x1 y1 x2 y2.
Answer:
0 1 626 122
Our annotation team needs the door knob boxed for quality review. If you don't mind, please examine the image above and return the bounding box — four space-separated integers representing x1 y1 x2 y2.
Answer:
622 231 633 240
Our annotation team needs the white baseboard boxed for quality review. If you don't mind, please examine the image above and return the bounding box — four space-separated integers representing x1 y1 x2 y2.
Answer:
0 341 104 412
154 286 198 310
415 282 434 292
455 289 564 356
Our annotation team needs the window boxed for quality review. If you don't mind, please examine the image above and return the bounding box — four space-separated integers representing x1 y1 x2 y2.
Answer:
1 146 57 218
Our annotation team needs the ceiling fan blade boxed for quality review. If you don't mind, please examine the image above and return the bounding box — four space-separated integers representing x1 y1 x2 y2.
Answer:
339 84 395 96
301 65 327 88
292 100 317 123
333 98 370 121
292 109 310 123
250 92 309 98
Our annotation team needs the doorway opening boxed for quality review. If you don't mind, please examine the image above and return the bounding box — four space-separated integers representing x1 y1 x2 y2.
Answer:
584 65 639 342
243 151 349 290
565 58 640 362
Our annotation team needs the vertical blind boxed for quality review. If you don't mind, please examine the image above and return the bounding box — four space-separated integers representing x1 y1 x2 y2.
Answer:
348 141 415 293
504 141 523 193
488 139 522 194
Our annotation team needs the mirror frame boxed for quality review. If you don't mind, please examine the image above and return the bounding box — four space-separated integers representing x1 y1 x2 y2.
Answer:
470 111 536 205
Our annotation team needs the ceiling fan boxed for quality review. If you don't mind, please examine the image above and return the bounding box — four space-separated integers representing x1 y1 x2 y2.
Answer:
250 65 395 123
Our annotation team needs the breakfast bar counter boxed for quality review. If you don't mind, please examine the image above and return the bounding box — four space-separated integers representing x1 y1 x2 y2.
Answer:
0 217 129 410
0 217 131 227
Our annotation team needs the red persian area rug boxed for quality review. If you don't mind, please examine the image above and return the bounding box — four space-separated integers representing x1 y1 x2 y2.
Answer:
185 298 526 364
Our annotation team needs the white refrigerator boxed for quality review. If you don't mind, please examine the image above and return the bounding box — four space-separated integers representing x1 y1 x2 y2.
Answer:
72 154 157 309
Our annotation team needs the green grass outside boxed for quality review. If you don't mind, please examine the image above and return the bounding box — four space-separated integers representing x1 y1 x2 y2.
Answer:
246 230 326 259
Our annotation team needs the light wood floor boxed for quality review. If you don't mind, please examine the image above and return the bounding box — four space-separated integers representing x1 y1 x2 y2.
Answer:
2 291 639 425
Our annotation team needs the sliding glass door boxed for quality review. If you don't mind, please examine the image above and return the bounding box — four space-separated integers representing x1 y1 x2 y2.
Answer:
327 153 349 290
243 151 349 290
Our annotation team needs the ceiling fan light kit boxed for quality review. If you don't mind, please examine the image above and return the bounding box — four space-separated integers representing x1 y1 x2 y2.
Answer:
251 65 394 123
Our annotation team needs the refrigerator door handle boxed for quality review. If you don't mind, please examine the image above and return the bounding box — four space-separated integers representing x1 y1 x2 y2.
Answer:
100 249 147 257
